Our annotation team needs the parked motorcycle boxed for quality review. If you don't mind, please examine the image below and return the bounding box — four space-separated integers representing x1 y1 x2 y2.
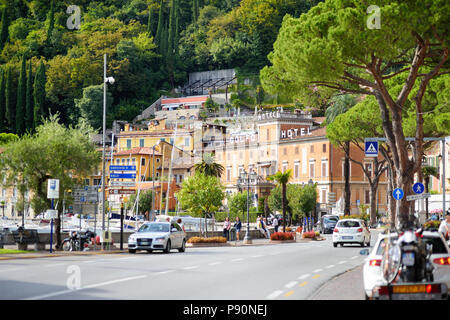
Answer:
62 229 96 251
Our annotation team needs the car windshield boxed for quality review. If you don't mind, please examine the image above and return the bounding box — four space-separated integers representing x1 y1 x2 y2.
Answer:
337 220 361 228
376 235 447 255
324 218 338 224
138 223 169 233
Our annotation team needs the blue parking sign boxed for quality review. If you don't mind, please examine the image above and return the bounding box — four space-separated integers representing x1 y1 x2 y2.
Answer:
365 140 378 157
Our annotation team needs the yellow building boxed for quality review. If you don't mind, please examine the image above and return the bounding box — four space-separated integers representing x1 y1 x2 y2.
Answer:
116 119 194 153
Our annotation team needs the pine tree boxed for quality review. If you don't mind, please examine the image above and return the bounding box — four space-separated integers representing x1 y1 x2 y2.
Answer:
155 0 165 50
5 67 16 133
160 22 168 60
175 0 180 56
25 61 33 131
15 55 26 135
0 8 9 51
33 61 46 129
192 0 199 23
147 5 157 38
46 0 55 45
168 0 176 57
0 69 5 132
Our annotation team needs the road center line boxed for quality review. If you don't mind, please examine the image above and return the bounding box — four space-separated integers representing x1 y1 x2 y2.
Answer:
251 255 263 258
312 274 321 279
25 274 148 300
155 270 175 275
208 261 222 266
298 282 308 287
266 290 283 300
298 274 310 280
338 260 347 264
285 281 297 289
284 290 294 297
231 258 244 262
182 266 198 270
350 256 359 260
312 268 323 273
325 265 335 269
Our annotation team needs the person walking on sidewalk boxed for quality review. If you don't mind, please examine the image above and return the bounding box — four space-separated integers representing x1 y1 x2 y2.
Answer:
234 217 242 241
273 216 279 233
261 217 270 239
223 217 231 240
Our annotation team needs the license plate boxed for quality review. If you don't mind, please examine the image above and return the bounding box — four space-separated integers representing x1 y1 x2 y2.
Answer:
140 241 149 245
402 252 415 266
392 284 426 294
342 236 353 240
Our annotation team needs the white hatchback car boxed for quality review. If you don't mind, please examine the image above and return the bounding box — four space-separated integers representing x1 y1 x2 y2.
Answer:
332 219 371 247
128 221 186 254
361 230 450 299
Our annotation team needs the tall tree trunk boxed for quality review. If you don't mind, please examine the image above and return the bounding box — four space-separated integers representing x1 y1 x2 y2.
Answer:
370 183 378 226
344 142 351 215
282 183 286 232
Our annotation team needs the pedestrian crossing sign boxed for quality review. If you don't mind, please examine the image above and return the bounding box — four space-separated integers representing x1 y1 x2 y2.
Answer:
365 140 378 157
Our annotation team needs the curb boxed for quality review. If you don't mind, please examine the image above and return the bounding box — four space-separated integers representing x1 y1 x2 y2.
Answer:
0 250 127 260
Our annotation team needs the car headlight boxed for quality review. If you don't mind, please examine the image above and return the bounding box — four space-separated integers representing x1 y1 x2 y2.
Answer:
154 237 165 243
128 235 137 243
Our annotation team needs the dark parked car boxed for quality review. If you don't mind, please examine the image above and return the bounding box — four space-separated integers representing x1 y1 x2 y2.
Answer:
319 215 339 234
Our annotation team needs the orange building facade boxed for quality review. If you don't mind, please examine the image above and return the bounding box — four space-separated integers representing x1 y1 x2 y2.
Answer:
213 111 389 216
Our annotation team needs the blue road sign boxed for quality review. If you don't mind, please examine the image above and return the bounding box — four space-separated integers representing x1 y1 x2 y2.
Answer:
109 165 136 171
392 188 404 200
110 173 136 179
365 141 379 157
413 182 425 194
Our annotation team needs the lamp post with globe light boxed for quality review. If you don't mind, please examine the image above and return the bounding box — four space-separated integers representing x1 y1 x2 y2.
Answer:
101 54 115 243
238 169 257 244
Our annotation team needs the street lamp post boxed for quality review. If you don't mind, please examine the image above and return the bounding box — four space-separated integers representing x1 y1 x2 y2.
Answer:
239 169 257 244
101 54 115 239
308 179 314 232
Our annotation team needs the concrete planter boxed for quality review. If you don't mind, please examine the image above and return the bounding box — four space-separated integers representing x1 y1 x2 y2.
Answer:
269 240 296 244
187 242 230 247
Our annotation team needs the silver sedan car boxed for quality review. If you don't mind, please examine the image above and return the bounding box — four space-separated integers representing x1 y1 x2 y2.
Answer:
128 221 186 254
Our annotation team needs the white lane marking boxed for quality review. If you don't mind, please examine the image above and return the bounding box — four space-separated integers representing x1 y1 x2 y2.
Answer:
266 290 283 300
0 267 24 273
231 258 244 262
350 256 359 260
269 252 280 256
208 261 222 266
182 266 198 270
116 257 136 261
43 263 64 268
83 261 95 264
251 255 263 258
298 274 310 280
155 270 175 275
285 281 297 289
313 268 323 273
338 260 347 264
325 265 335 269
25 274 148 300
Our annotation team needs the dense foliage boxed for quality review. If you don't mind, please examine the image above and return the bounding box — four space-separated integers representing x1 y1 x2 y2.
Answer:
0 0 321 135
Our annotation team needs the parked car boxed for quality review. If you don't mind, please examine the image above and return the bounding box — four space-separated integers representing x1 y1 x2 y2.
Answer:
319 215 339 234
361 230 450 299
128 221 186 254
332 219 371 247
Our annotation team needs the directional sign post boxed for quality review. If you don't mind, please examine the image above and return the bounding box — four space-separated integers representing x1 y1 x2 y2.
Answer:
364 140 379 157
412 182 424 195
110 165 136 171
392 188 404 201
406 193 431 201
110 173 136 179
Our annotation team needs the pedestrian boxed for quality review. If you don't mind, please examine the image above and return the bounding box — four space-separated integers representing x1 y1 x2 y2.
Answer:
260 217 270 239
234 216 242 241
273 215 279 233
177 218 185 232
438 212 450 240
223 217 231 240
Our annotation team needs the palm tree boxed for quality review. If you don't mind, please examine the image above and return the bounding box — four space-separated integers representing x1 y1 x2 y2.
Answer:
268 169 292 232
194 152 224 178
422 166 439 219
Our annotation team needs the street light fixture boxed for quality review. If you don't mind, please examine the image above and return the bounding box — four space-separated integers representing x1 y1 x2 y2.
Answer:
238 169 257 244
101 54 115 239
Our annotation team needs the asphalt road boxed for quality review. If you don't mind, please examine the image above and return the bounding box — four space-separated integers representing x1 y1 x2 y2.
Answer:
0 233 375 300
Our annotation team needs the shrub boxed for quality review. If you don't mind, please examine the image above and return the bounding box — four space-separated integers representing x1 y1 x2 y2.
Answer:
296 226 302 233
187 237 227 244
302 231 316 239
423 220 440 230
340 214 369 222
270 232 295 241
